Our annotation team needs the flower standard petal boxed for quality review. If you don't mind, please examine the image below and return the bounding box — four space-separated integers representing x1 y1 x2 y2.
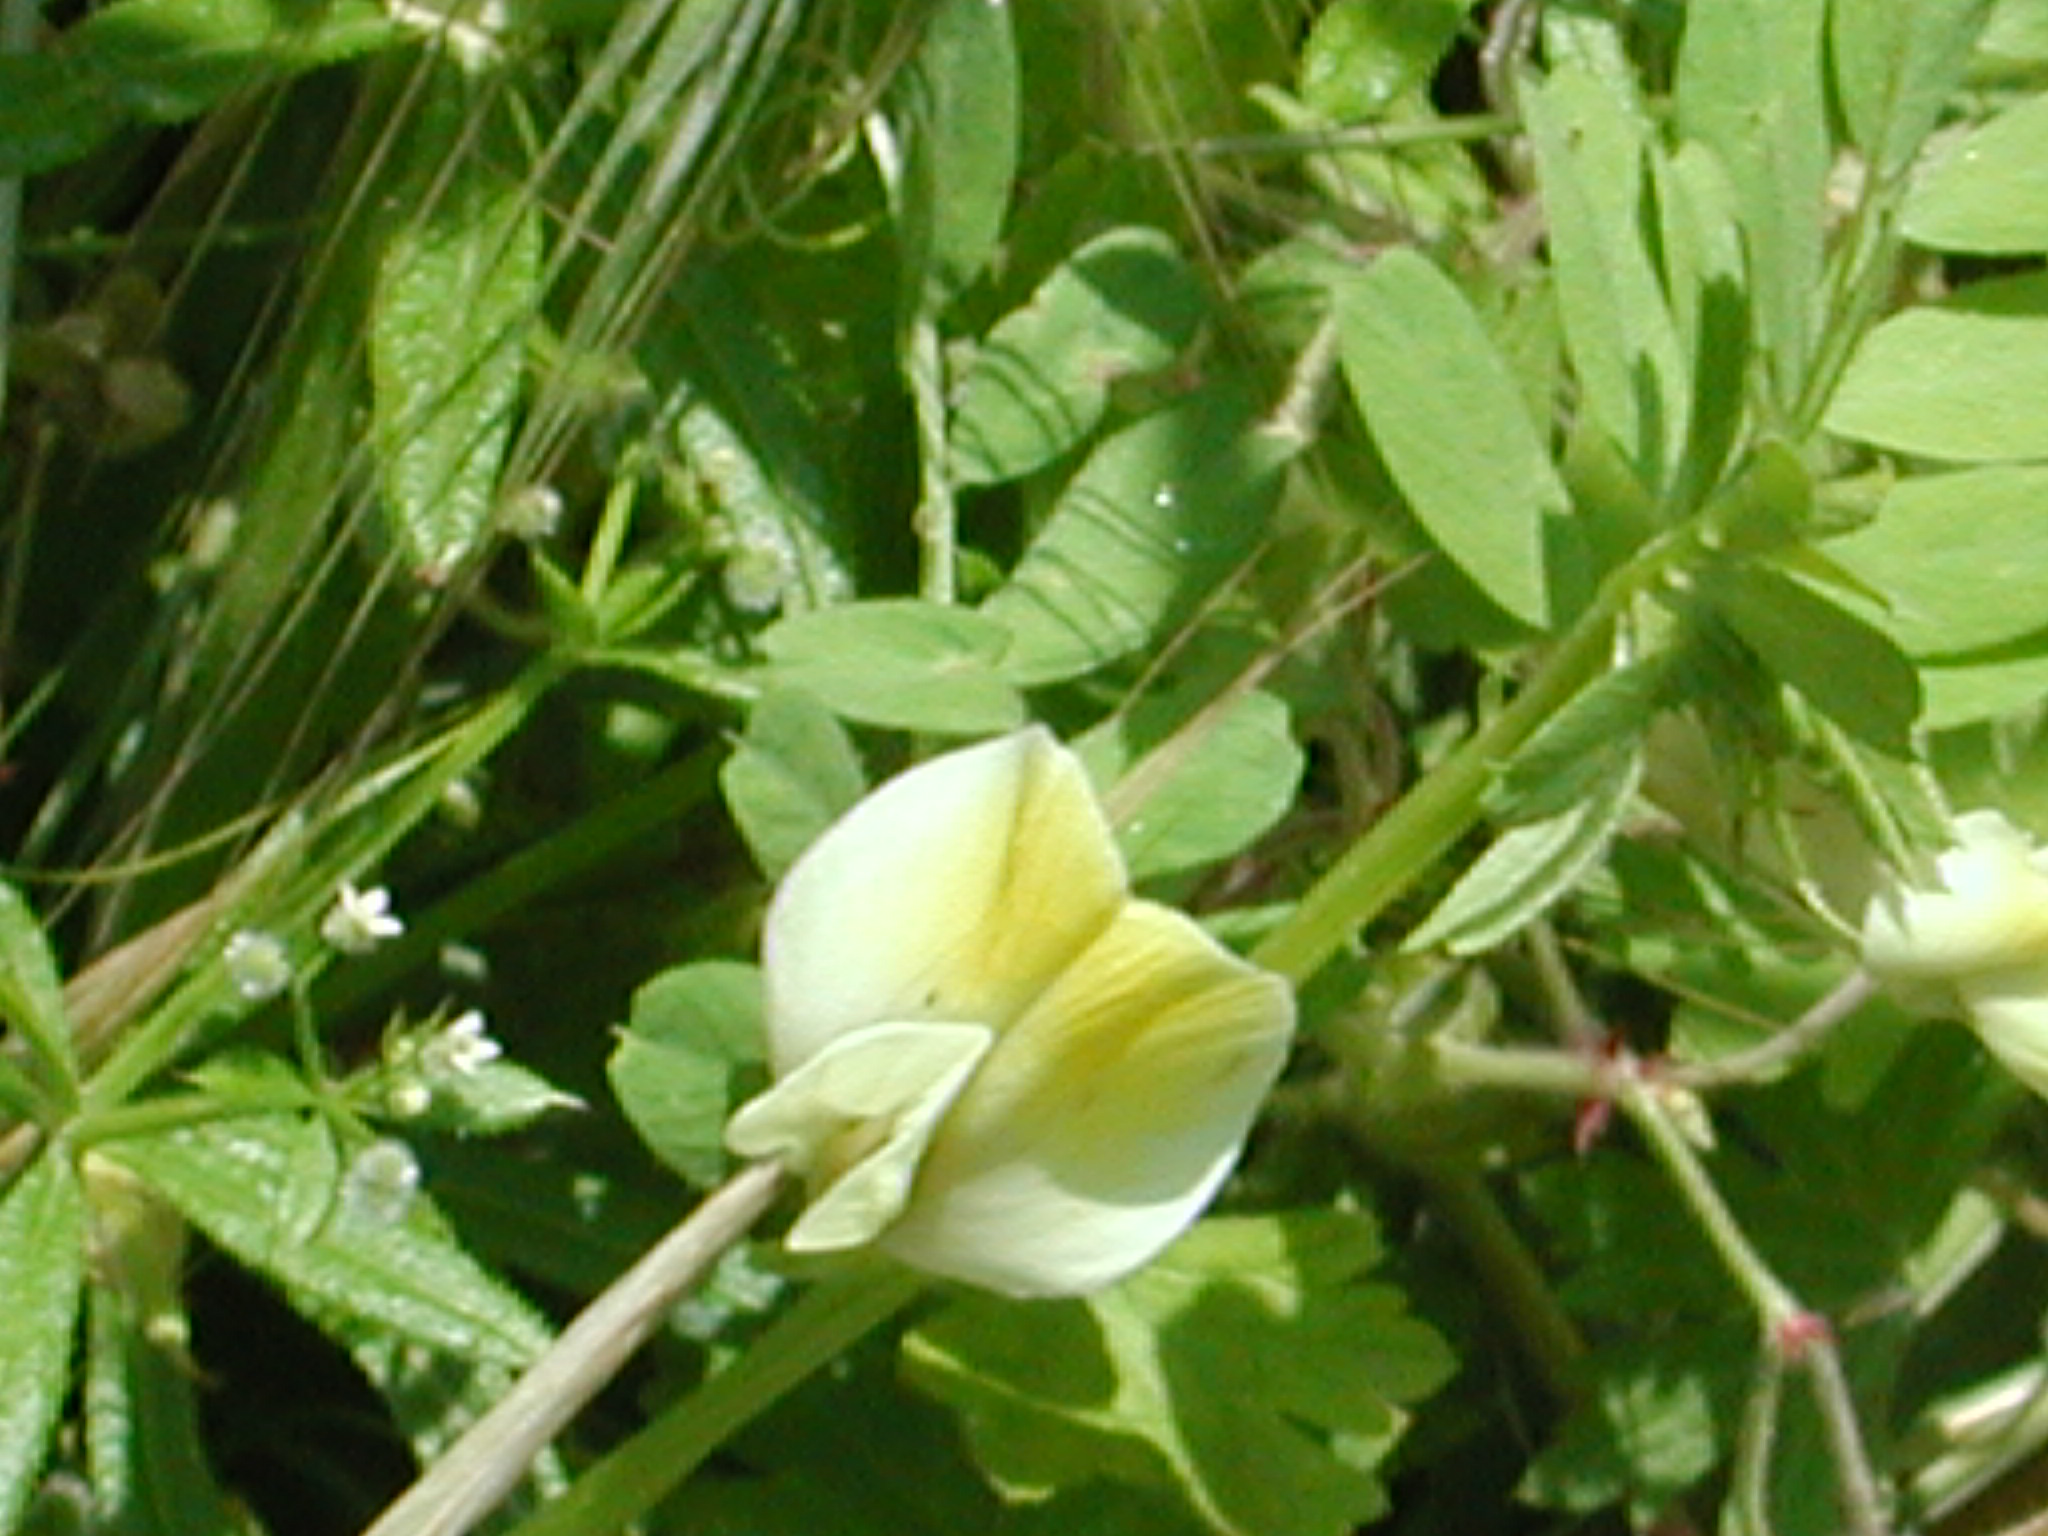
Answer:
725 1020 994 1253
760 727 1126 1073
879 900 1295 1298
1862 810 2048 982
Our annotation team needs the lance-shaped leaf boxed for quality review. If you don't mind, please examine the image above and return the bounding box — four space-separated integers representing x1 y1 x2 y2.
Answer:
949 228 1206 487
755 600 1025 735
0 1152 87 1536
1407 740 1643 956
370 63 539 582
106 1088 548 1369
1338 248 1562 629
0 0 402 177
1826 466 2048 655
1701 560 1922 751
1524 62 1688 488
980 385 1289 684
1831 0 1993 184
1827 272 2048 462
886 0 1019 318
0 880 74 1106
1904 92 2048 253
1675 0 1828 408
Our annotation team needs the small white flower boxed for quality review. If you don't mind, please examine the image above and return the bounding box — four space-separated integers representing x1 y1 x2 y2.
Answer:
386 1079 433 1120
342 1138 423 1225
724 727 1296 1298
720 531 799 614
1862 810 2048 1097
421 1009 502 1077
321 882 405 956
497 483 563 542
223 929 292 1001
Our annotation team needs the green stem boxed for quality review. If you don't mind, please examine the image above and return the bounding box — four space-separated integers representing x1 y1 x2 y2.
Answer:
579 472 638 607
1414 1166 1585 1409
1619 1076 1891 1536
1620 1076 1800 1323
1730 1353 1787 1536
1429 1038 1609 1098
1251 535 1689 988
67 1085 321 1147
507 1264 927 1536
907 310 955 605
1666 971 1877 1090
1175 111 1519 160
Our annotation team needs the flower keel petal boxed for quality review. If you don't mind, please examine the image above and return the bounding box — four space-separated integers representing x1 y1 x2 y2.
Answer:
725 1020 993 1252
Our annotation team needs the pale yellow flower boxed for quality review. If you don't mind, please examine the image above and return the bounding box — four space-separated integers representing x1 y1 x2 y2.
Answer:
1862 809 2048 1096
725 726 1295 1298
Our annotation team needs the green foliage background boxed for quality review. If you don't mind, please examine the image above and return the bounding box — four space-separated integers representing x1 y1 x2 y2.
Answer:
7 0 2048 1533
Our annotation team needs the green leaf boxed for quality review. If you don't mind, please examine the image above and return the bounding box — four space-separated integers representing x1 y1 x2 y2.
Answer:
1826 466 2048 655
1489 660 1669 823
1920 645 2048 729
756 599 1026 735
416 1059 583 1138
1337 248 1563 629
1904 92 2048 252
652 263 859 616
1701 560 1922 751
608 961 766 1187
106 1106 548 1370
0 0 402 176
1076 690 1305 881
0 881 74 1106
1406 741 1642 956
82 1161 243 1536
1826 271 2048 461
84 1280 246 1536
1524 61 1688 488
948 228 1206 487
1983 0 2048 63
720 691 868 879
1830 0 1994 183
1704 437 1817 555
370 64 538 582
1653 144 1751 506
979 384 1289 684
1518 1335 1734 1517
904 1211 1453 1536
887 0 1019 315
1299 0 1470 120
1675 0 1829 407
1108 0 1295 141
346 1330 563 1521
0 1153 88 1536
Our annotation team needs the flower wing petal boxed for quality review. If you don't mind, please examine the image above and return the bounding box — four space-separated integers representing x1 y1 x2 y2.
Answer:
761 727 1126 1072
881 900 1294 1297
726 1020 993 1252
